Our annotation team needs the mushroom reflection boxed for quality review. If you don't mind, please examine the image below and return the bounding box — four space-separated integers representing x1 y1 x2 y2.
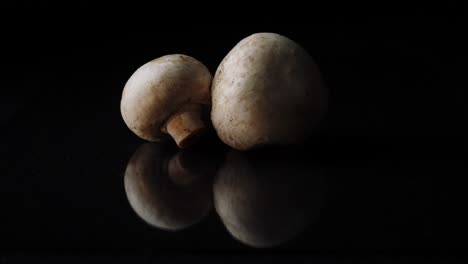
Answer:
214 149 327 248
124 142 216 231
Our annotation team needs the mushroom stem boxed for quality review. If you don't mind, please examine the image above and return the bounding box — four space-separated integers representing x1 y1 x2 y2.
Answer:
163 104 206 148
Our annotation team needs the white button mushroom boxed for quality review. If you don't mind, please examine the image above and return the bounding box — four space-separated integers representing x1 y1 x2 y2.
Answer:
211 33 328 150
124 143 213 231
121 54 212 148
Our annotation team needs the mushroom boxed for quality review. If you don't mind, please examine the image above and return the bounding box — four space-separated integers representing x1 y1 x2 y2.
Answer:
213 149 327 248
121 54 212 148
211 33 328 150
124 142 214 231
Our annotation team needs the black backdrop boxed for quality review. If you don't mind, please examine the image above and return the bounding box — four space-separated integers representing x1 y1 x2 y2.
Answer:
0 10 465 262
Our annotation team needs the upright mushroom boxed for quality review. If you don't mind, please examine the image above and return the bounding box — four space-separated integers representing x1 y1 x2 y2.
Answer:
211 33 328 150
121 54 212 148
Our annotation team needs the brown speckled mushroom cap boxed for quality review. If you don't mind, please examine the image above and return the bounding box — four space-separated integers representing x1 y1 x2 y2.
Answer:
121 54 212 148
211 33 328 150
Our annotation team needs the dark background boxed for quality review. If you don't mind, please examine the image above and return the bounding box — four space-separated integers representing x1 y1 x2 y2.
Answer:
0 9 465 262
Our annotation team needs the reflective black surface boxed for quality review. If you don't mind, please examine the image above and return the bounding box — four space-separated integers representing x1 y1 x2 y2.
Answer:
122 143 328 248
1 16 464 261
1 131 463 253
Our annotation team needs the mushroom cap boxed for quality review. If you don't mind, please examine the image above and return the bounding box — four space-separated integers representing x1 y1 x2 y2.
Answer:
211 33 328 150
121 54 212 141
124 143 212 231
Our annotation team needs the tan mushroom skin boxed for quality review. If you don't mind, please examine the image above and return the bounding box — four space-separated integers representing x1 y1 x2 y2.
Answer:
121 54 212 148
211 33 328 150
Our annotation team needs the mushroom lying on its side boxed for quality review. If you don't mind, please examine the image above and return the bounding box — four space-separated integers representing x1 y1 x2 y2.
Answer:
211 33 328 150
121 54 212 148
